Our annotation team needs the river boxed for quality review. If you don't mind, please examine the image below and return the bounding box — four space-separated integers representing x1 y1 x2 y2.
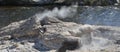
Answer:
0 6 120 28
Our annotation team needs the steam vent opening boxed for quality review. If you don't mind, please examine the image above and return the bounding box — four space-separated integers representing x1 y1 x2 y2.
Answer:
0 0 120 52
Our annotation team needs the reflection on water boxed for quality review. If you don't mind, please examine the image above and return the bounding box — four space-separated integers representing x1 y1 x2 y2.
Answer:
59 6 120 27
0 7 44 28
79 6 120 26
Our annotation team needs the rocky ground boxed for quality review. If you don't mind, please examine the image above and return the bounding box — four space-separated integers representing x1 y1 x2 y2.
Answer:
0 15 120 52
0 3 120 52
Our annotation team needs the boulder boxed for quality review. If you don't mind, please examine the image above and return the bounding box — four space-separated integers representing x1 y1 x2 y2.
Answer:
0 16 41 39
0 17 120 52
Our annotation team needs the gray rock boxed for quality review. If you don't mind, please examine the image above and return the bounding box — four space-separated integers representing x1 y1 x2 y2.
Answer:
0 16 41 39
0 17 120 52
40 16 62 26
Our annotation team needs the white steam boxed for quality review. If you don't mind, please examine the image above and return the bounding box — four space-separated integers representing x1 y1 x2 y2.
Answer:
35 5 78 22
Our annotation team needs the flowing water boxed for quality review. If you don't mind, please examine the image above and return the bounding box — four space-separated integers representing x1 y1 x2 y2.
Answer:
53 6 120 27
78 6 120 27
1 6 120 27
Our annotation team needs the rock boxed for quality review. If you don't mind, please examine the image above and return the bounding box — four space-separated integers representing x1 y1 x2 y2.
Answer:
115 40 120 44
40 16 62 26
0 35 11 40
0 17 120 52
57 38 80 52
39 22 92 49
0 16 41 39
40 23 120 52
